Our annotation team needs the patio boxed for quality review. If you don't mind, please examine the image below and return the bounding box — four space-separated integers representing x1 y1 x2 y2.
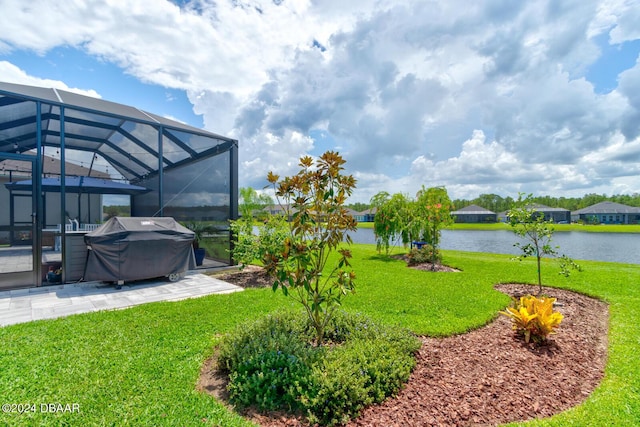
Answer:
0 271 242 327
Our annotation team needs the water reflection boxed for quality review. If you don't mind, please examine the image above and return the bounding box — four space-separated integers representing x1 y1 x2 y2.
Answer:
348 228 639 264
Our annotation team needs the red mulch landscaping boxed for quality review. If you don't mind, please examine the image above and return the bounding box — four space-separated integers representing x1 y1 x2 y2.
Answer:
203 268 608 427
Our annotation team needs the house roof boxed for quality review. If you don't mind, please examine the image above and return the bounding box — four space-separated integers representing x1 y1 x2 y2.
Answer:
527 203 570 212
359 207 377 215
263 204 293 213
573 201 640 215
0 81 236 183
451 204 496 215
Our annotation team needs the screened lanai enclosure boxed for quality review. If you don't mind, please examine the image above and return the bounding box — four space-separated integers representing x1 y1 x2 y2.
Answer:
0 81 238 289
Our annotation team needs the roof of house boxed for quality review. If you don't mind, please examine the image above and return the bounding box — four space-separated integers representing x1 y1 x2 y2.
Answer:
573 201 640 215
263 204 293 213
359 207 377 215
451 204 496 215
527 203 570 212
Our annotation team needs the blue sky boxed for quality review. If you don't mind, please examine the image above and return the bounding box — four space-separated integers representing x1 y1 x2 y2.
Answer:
1 0 639 203
3 48 204 127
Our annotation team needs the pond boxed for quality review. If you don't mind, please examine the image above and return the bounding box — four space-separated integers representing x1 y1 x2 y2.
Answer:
348 228 639 265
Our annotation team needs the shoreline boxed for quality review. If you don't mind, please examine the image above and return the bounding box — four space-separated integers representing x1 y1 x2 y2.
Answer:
357 221 640 233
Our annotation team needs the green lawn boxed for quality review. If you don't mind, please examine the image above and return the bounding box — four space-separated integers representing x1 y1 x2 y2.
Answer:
447 222 640 233
358 221 640 233
1 245 639 426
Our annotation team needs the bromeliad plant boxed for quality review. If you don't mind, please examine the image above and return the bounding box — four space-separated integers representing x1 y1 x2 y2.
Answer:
500 294 564 343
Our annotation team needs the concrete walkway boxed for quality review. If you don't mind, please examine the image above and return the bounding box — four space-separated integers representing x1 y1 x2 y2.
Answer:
0 272 242 327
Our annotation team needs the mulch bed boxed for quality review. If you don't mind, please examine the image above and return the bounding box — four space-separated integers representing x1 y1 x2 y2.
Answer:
211 265 273 289
203 267 609 427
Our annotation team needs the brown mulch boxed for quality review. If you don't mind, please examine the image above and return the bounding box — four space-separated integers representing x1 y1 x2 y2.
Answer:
210 264 274 288
201 267 609 427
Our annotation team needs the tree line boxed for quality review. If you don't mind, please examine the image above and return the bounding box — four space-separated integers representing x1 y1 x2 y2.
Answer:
344 192 640 213
234 187 640 217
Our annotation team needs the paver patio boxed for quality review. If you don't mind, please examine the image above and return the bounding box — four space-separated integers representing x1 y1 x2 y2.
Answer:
0 272 242 326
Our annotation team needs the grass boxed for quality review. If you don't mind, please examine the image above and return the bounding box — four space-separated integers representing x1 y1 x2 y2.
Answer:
358 221 640 233
1 245 639 426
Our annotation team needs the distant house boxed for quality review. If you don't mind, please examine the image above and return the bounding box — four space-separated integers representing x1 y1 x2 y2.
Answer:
451 204 497 223
357 207 377 222
344 208 361 221
263 204 293 217
499 204 571 223
572 202 640 224
528 204 571 223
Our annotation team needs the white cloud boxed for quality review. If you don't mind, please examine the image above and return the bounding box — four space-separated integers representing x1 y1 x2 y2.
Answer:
604 0 640 43
1 0 640 202
0 61 101 98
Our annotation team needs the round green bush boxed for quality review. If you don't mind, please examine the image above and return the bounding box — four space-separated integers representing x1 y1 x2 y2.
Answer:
217 310 421 425
407 244 442 265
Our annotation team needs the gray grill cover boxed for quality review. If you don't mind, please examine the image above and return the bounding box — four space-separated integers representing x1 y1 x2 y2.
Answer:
84 217 195 282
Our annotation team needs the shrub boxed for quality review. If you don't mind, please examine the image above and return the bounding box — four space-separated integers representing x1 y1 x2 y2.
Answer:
407 245 442 266
217 310 320 411
307 331 420 425
217 310 421 425
500 294 564 343
230 214 289 273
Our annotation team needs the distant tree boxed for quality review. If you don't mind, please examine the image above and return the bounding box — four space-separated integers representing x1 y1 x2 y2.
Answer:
239 187 273 219
508 193 581 294
452 198 471 210
578 193 608 209
347 202 370 212
104 205 119 219
103 205 130 219
473 193 505 213
452 191 640 214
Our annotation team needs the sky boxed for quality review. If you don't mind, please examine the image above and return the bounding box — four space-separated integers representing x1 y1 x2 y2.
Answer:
1 0 639 204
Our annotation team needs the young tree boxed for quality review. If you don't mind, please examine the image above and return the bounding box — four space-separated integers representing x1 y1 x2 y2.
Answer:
371 192 410 254
419 186 454 248
239 187 273 220
508 193 581 294
371 187 453 260
267 151 358 346
415 186 454 267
